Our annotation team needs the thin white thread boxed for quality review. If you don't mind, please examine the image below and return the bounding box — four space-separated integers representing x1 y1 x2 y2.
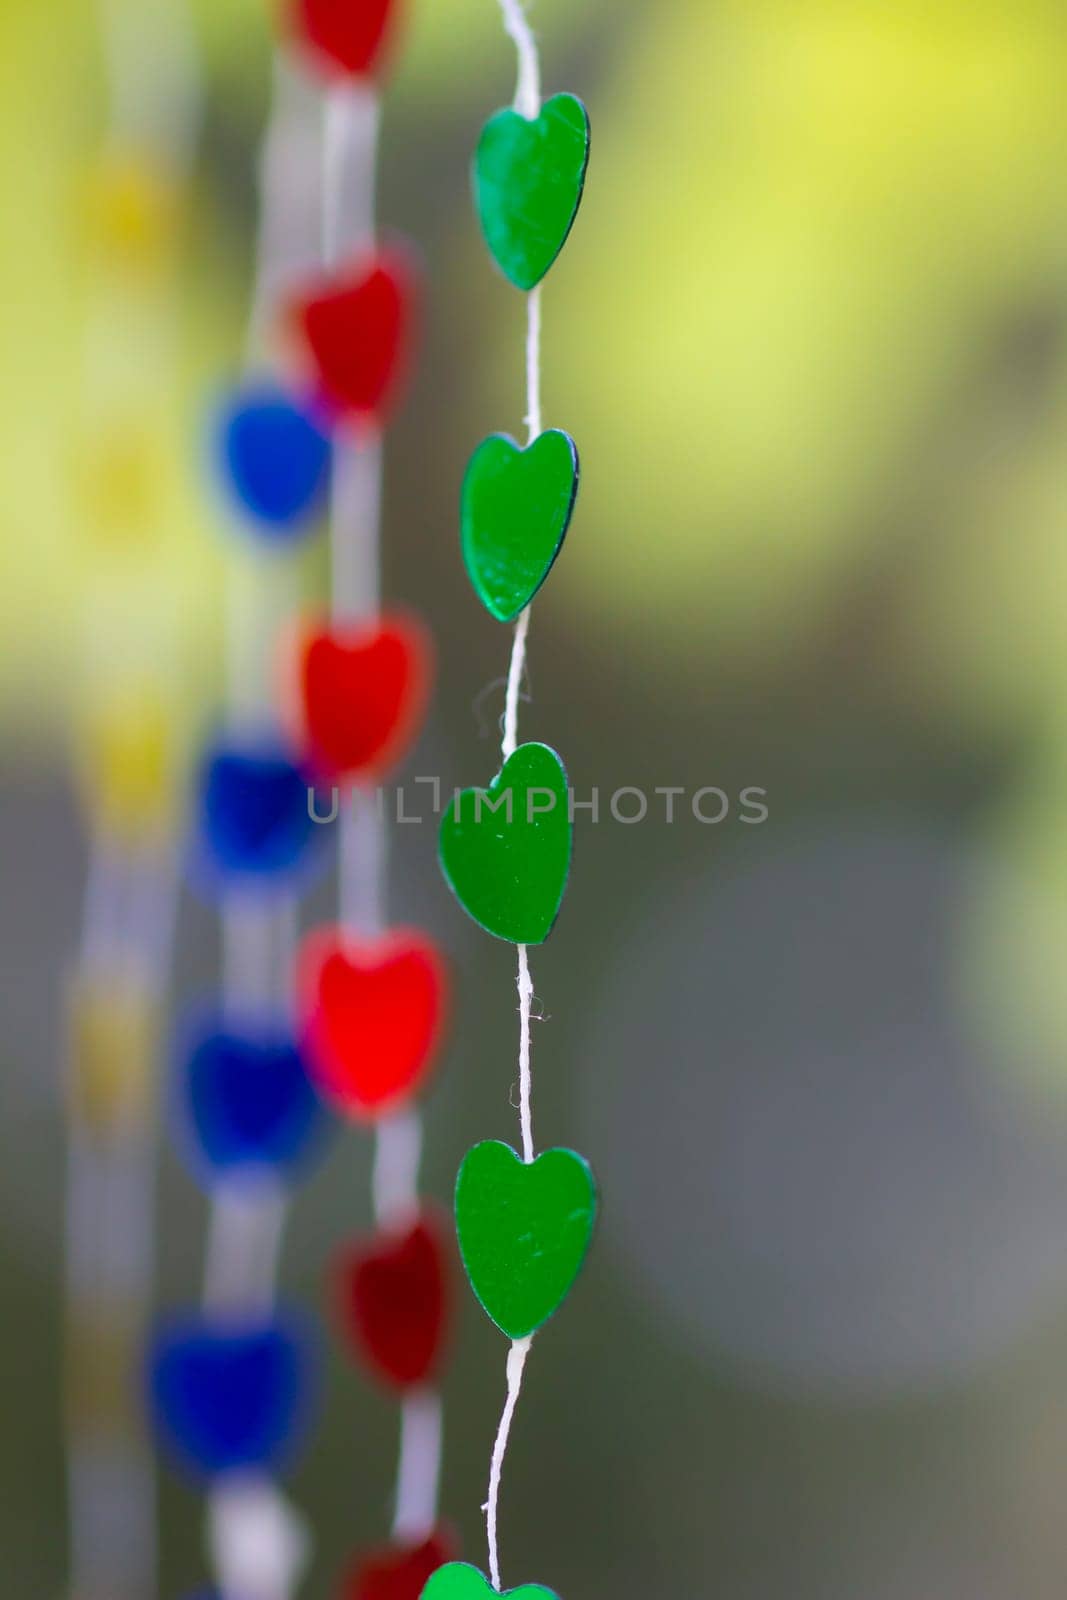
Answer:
392 1389 444 1542
79 842 126 976
331 428 383 623
525 285 542 442
323 86 379 268
484 1336 534 1592
497 0 541 119
516 945 535 1163
202 1183 287 1315
339 786 389 935
501 607 530 764
372 1108 424 1227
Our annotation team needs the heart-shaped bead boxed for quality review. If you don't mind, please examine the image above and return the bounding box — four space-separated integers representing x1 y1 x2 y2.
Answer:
420 1563 558 1600
343 1530 456 1600
287 0 401 81
474 94 590 291
194 739 320 891
293 615 431 782
455 1141 596 1339
438 743 571 945
298 928 448 1119
217 383 330 536
293 248 416 423
148 1313 316 1480
333 1211 449 1390
174 1015 328 1184
461 431 578 622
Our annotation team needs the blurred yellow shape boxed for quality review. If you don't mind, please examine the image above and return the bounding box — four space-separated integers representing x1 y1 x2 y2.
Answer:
76 690 181 844
65 1304 145 1433
76 419 171 548
85 152 180 277
68 977 159 1138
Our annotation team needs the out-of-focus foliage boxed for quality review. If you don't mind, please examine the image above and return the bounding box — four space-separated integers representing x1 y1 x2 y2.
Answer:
551 0 1067 670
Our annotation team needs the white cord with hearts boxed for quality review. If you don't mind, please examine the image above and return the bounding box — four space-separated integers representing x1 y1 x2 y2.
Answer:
483 2 545 1590
317 66 444 1550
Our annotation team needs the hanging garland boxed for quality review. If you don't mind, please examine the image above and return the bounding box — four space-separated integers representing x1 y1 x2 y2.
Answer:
284 1 458 1594
431 3 595 1597
66 1 199 1596
148 35 333 1600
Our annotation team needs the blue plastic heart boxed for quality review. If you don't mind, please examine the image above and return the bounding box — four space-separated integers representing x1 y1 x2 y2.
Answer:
194 738 320 890
217 383 330 536
174 1015 330 1184
148 1313 316 1480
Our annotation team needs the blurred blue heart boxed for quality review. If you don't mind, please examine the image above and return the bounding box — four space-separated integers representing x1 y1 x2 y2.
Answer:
217 383 330 536
194 738 319 889
175 1015 329 1183
149 1313 316 1480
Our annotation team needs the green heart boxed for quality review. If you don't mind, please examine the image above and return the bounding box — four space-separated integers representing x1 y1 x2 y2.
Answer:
421 1563 558 1600
474 93 591 291
461 430 579 623
455 1141 597 1339
439 742 571 945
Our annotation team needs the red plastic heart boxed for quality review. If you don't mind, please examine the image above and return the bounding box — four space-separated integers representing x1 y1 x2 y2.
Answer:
334 1210 450 1390
341 1529 457 1600
293 248 416 423
293 614 431 783
298 928 447 1119
288 0 401 81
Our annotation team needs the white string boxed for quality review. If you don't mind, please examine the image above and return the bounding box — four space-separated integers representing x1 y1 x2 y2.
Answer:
497 0 541 120
483 1336 534 1592
339 785 389 935
323 86 380 268
331 429 383 623
392 1390 444 1542
500 607 530 764
202 1183 287 1315
524 285 542 442
372 1108 424 1226
516 945 535 1163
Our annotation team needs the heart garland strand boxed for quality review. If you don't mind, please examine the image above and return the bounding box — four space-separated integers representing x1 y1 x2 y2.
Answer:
66 1 199 1597
286 3 458 1591
148 45 332 1600
433 4 596 1596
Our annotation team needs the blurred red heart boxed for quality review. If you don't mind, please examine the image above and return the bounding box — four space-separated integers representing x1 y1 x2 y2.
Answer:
294 249 416 423
341 1529 457 1600
334 1211 450 1390
288 0 401 81
293 614 431 782
299 928 447 1119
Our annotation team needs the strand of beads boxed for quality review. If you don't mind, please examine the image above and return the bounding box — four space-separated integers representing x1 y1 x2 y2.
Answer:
283 3 457 1595
66 0 200 1596
147 30 332 1600
431 4 595 1597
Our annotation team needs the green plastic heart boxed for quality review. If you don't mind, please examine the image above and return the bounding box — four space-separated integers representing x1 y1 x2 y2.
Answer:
455 1140 597 1339
474 93 591 291
439 742 571 945
421 1563 558 1600
461 430 579 623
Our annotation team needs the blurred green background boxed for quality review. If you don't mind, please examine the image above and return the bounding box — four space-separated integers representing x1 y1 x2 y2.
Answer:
11 0 1067 1595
